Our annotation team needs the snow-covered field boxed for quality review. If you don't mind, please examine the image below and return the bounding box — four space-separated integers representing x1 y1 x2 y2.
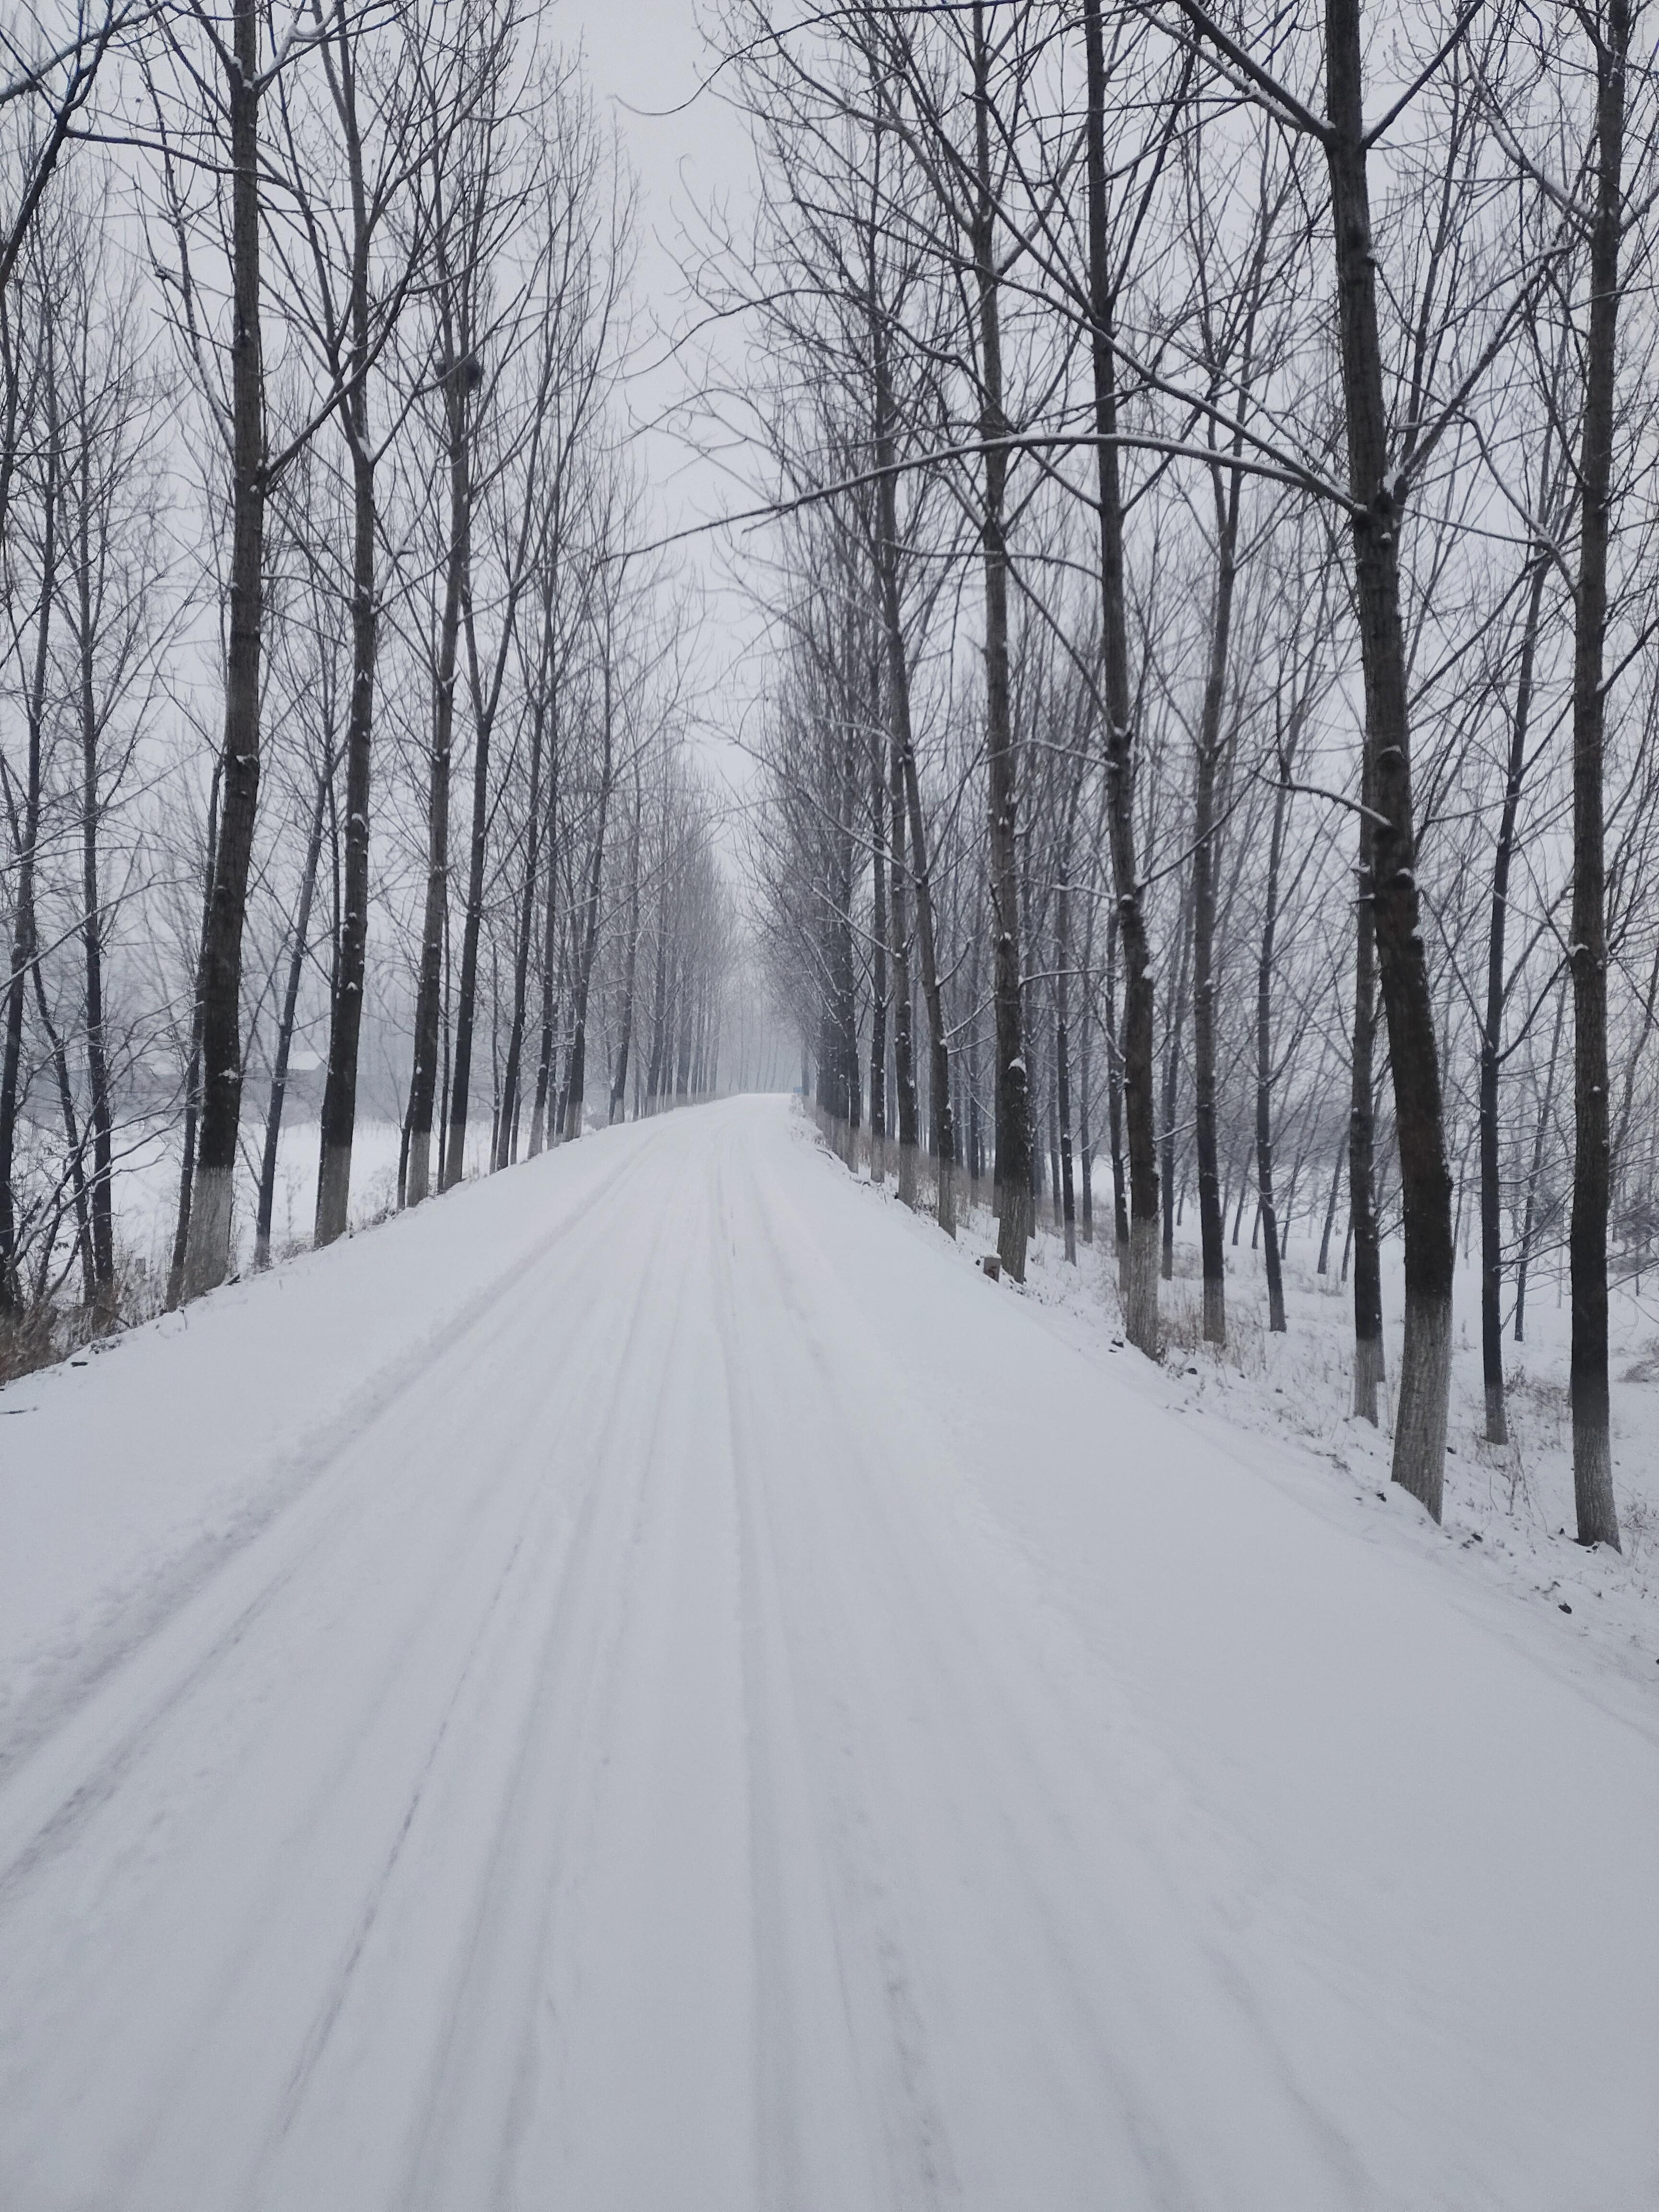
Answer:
96 1114 492 1300
0 1095 1655 2209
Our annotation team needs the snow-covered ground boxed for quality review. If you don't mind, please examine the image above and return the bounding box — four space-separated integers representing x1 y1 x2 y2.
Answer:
89 1114 491 1304
0 1095 1655 2209
999 1174 1659 1696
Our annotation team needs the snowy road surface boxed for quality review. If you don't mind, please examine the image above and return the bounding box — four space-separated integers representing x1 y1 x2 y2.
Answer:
0 1096 1656 2211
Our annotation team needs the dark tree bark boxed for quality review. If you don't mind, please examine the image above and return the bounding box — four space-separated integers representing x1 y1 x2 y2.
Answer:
829 656 863 1156
444 623 496 1183
1324 0 1454 1515
872 350 955 1229
1078 867 1095 1244
1348 795 1385 1419
1103 901 1130 1278
72 437 115 1305
1160 867 1195 1280
528 700 562 1154
868 702 888 1182
1192 453 1245 1342
0 328 56 1310
609 760 643 1126
314 444 375 1240
564 657 615 1140
498 659 550 1165
406 363 470 1204
889 725 920 1206
972 3 1031 1280
1566 0 1627 1551
1257 778 1290 1334
965 918 983 1189
256 759 330 1267
166 763 222 1312
314 39 380 1247
30 961 93 1304
1048 1067 1062 1230
183 0 266 1298
1084 0 1158 1348
1479 547 1549 1441
1316 1145 1343 1275
1055 781 1079 1262
644 865 669 1114
674 955 695 1097
447 450 545 1175
1514 985 1566 1345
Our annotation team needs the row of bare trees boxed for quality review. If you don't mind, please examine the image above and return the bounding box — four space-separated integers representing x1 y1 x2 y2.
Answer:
719 0 1659 1548
0 0 741 1359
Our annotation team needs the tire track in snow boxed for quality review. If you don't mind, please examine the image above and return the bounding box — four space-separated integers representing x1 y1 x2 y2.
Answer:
5 1099 1647 2209
713 1126 963 2211
0 1127 702 2210
392 1153 710 2212
0 1125 671 1906
724 1120 1372 2210
0 1124 663 1804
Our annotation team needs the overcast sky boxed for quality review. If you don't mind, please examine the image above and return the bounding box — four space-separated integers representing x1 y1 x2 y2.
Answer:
561 0 767 773
565 1 753 522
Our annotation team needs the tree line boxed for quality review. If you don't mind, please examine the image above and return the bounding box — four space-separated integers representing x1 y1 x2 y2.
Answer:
711 0 1659 1548
0 0 745 1364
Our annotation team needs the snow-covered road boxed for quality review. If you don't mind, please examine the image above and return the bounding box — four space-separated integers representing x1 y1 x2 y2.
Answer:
0 1095 1655 2211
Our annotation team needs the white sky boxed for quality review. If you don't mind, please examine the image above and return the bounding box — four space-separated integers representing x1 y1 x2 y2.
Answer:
563 0 754 529
560 0 768 783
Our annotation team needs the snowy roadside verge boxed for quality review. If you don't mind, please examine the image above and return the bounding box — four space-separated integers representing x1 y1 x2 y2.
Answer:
792 1106 1659 1713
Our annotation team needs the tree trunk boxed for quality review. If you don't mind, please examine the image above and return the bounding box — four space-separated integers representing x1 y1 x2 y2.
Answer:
1048 1069 1062 1231
445 617 498 1185
1078 862 1096 1243
1325 0 1454 1515
564 658 615 1141
675 958 694 1097
872 312 955 1229
528 727 562 1154
1316 1144 1343 1275
831 671 862 1154
256 759 329 1267
166 764 222 1313
1085 0 1157 1348
889 727 919 1206
1348 797 1385 1419
1192 458 1243 1343
184 0 265 1298
965 921 982 1191
405 368 470 1204
650 885 677 1115
1566 0 1627 1550
1515 985 1566 1344
74 455 114 1306
314 435 375 1241
0 340 57 1310
1479 549 1548 1440
1104 902 1130 1282
868 710 888 1182
497 688 547 1166
973 5 1031 1280
1056 799 1078 1263
1160 866 1195 1280
609 762 643 1126
314 46 377 1248
30 963 93 1305
1257 778 1289 1334
645 871 669 1114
